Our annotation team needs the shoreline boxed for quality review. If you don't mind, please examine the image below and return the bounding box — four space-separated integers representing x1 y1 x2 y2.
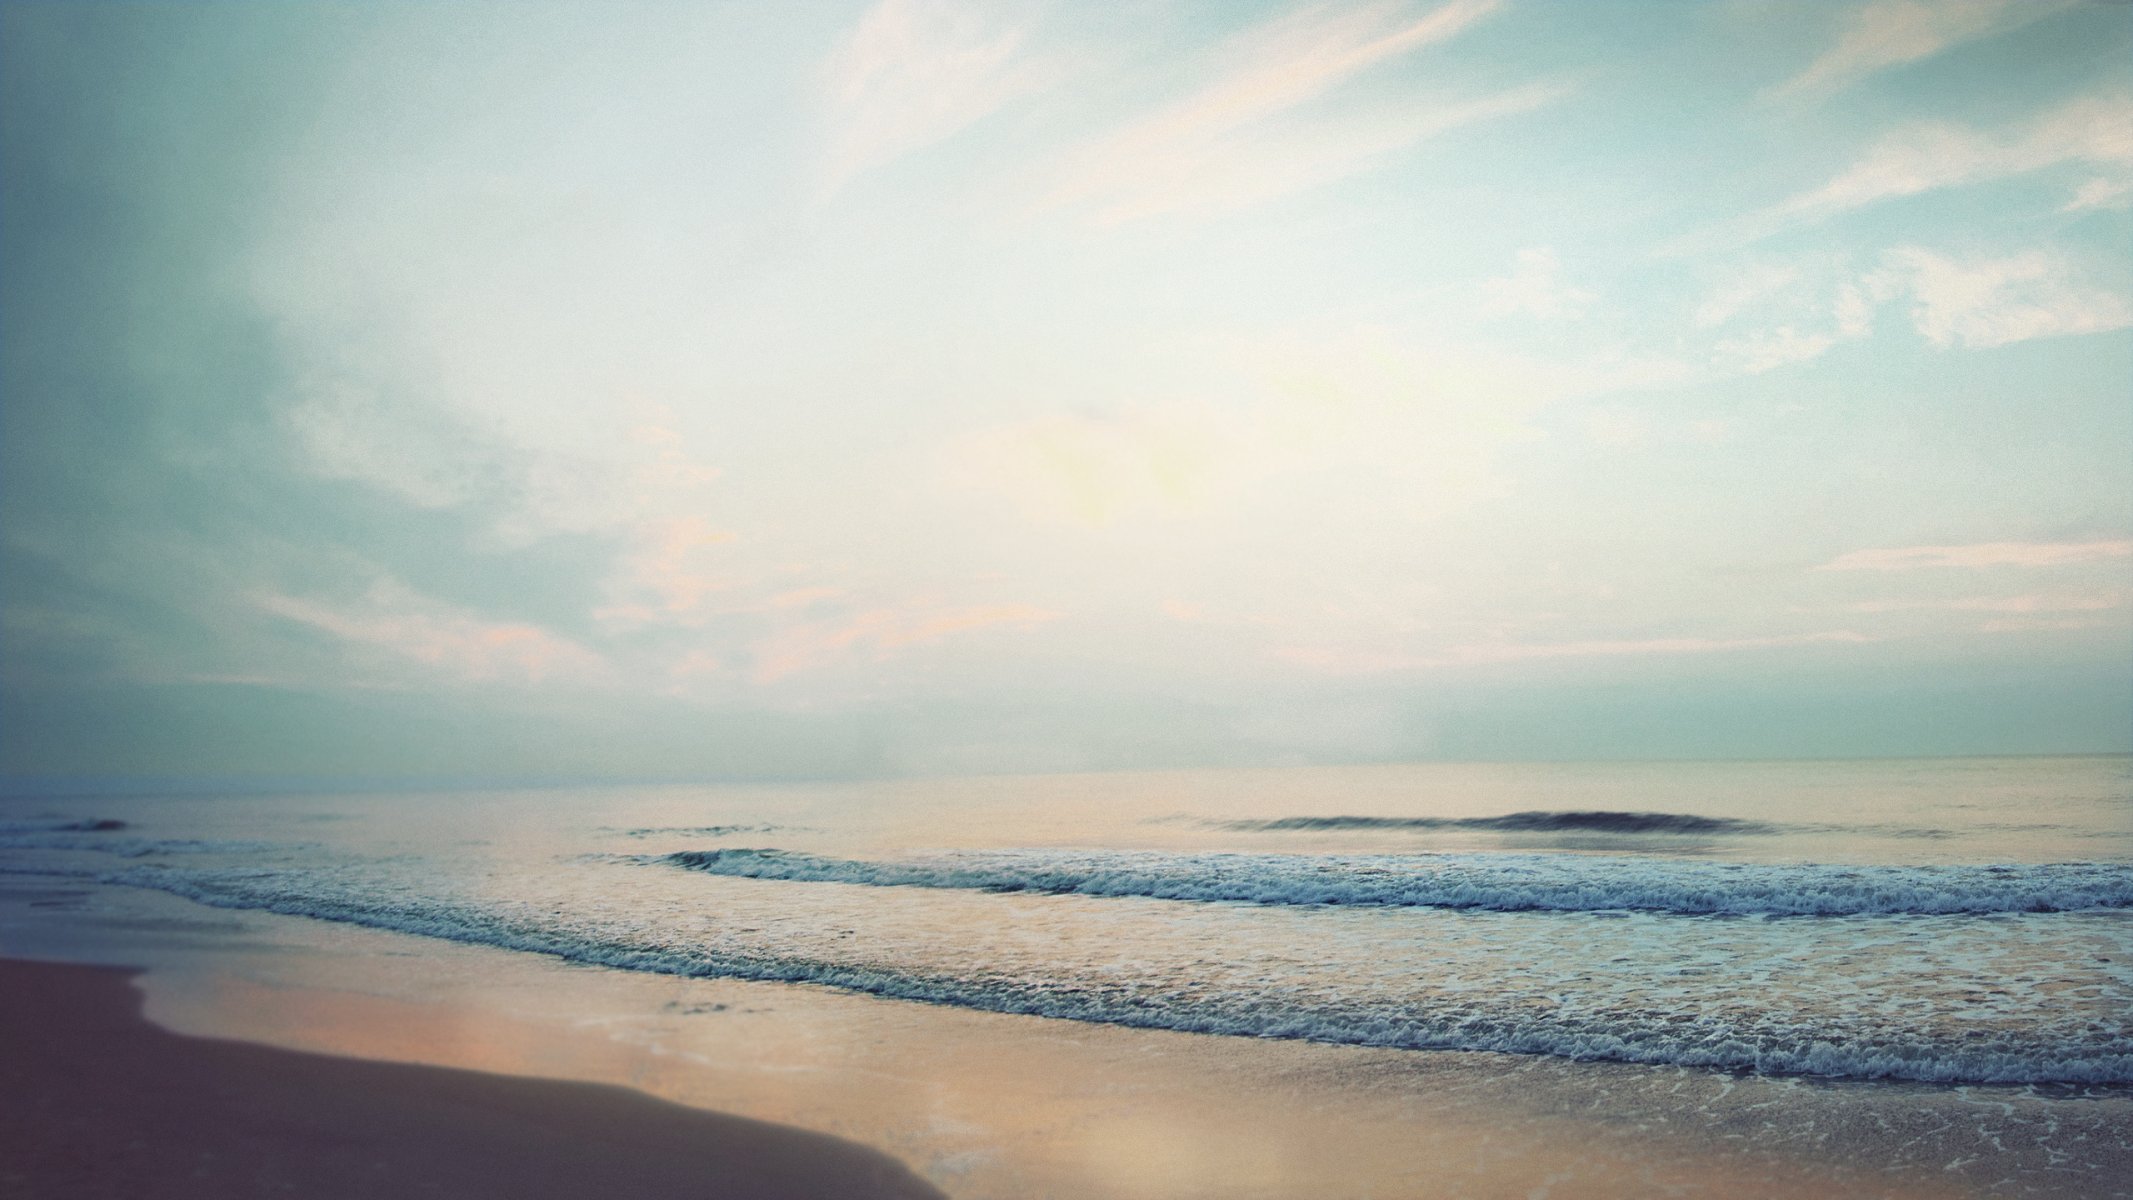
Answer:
0 957 944 1200
7 878 2131 1198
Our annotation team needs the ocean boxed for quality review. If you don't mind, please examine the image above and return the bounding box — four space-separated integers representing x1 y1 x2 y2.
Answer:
4 756 2131 1194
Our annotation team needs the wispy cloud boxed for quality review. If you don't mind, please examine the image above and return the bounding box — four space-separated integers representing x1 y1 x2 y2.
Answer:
1978 615 2118 633
1447 630 1875 665
1770 0 2076 101
1032 0 1559 223
1693 240 2131 369
1480 247 1594 319
2063 175 2133 213
816 0 1062 198
1874 246 2133 348
1693 261 1806 329
1712 325 1841 373
1673 88 2133 252
594 515 739 628
1278 630 1876 674
1843 591 2127 614
1785 89 2132 217
282 377 491 511
750 602 1060 682
1816 540 2133 571
256 582 605 685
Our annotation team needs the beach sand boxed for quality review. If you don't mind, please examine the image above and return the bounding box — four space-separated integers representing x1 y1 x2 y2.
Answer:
0 957 944 1200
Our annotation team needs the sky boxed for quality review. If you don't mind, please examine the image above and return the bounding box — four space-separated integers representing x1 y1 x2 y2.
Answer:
2 0 2129 783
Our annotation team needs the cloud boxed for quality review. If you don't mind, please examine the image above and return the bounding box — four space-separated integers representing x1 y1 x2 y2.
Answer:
1692 257 1860 372
1771 0 2075 101
816 0 1062 197
1977 615 2117 633
2063 176 2133 212
256 581 605 685
1278 630 1875 674
1783 88 2132 217
1875 246 2133 348
282 376 491 510
1841 591 2128 614
1675 88 2133 251
594 516 739 628
1693 262 1805 329
1480 247 1595 320
1033 0 1560 223
750 602 1060 682
1816 540 2133 570
1695 242 2131 367
1447 630 1875 665
1712 325 1840 373
1947 593 2125 613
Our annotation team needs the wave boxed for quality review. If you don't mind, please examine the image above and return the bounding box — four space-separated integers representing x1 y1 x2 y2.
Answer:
619 824 788 839
0 817 127 834
0 825 290 858
659 847 2133 916
1220 810 1771 834
88 861 2133 1085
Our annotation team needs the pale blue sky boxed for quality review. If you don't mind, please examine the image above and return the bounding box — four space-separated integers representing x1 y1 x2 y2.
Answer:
3 0 2129 780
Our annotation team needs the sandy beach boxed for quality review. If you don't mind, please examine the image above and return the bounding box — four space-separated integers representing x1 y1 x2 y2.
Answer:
0 957 944 1200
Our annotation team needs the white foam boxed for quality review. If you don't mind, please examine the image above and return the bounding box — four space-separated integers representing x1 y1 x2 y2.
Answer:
661 848 2133 916
0 831 288 858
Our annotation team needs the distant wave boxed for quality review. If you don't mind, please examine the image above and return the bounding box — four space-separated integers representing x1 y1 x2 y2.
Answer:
620 824 788 839
1220 810 1770 834
0 818 288 858
0 817 127 834
659 847 2133 917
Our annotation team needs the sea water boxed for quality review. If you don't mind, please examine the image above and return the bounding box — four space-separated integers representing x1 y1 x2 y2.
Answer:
3 757 2129 1087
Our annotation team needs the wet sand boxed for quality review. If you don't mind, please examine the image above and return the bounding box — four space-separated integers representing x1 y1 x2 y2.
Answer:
0 958 944 1200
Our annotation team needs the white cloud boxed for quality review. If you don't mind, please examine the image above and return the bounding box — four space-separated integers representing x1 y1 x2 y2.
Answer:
1771 0 2076 101
1447 630 1874 665
1844 591 2128 614
1697 243 2131 365
1032 0 1562 223
1712 325 1840 373
749 602 1061 683
1674 88 2133 251
1832 279 1882 338
1277 629 1875 674
1977 615 2117 633
282 377 487 511
1792 89 2133 217
1693 262 1804 329
816 0 1061 197
1480 247 1595 320
256 580 606 685
1816 540 2133 570
1876 246 2133 348
2063 176 2133 212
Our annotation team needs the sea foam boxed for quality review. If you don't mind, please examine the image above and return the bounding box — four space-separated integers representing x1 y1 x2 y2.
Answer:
660 847 2133 916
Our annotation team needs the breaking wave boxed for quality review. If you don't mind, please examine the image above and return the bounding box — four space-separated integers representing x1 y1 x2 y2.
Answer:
1219 810 1771 834
659 847 2133 916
